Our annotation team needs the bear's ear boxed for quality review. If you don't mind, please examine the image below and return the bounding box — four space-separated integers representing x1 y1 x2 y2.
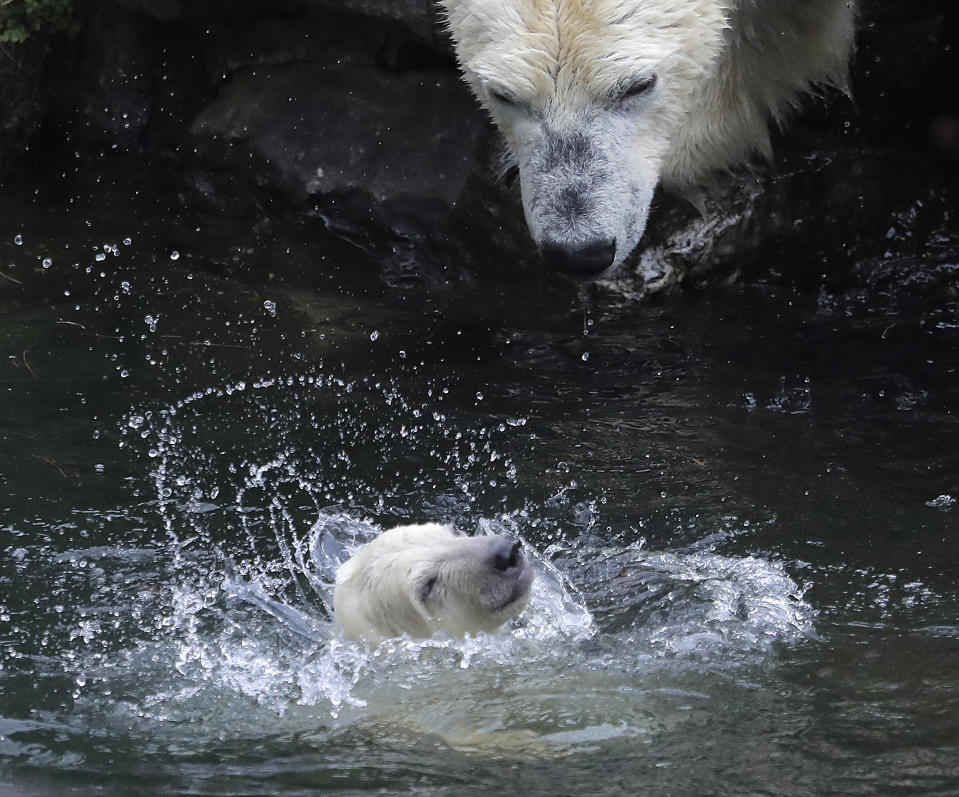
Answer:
417 575 439 603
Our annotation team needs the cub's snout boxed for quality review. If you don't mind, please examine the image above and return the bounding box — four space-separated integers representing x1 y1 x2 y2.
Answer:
333 524 534 644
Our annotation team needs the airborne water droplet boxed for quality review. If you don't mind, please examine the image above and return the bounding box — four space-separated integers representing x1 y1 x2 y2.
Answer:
578 284 592 337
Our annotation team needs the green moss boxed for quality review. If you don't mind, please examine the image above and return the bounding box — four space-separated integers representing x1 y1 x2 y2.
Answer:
0 0 77 171
0 0 77 47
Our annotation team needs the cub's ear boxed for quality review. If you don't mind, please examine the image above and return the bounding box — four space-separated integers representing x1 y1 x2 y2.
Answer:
417 575 439 603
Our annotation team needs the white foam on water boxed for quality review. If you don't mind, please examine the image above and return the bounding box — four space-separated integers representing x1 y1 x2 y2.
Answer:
55 516 818 756
140 514 815 740
160 512 596 719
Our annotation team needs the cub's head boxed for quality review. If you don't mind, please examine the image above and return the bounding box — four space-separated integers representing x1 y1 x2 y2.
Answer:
333 523 535 644
440 0 724 278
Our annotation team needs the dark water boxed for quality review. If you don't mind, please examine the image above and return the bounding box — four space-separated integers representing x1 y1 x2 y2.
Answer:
1 172 958 796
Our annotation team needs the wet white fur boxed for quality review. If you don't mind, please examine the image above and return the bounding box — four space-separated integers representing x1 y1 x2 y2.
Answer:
439 0 857 270
333 523 533 644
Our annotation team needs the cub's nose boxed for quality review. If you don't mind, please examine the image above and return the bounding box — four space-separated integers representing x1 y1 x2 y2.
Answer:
490 538 524 572
540 237 616 277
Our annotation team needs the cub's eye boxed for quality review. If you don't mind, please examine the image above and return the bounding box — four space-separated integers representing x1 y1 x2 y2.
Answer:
418 576 438 602
489 87 518 105
617 74 657 102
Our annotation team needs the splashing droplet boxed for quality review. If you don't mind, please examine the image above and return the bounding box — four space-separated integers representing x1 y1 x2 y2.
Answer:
577 284 593 337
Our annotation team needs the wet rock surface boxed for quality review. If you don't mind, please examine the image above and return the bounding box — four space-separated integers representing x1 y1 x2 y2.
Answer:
191 65 484 208
2 0 958 298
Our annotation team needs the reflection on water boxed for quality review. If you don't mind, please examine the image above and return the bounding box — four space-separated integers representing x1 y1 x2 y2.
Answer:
1 173 958 794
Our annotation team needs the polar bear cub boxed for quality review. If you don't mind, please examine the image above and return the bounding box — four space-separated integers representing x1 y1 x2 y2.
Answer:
333 523 535 644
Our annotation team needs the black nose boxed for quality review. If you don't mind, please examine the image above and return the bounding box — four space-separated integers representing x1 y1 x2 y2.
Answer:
491 538 524 572
540 237 616 277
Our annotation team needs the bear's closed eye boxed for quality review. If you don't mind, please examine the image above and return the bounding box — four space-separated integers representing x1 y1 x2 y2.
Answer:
418 575 438 602
617 75 657 102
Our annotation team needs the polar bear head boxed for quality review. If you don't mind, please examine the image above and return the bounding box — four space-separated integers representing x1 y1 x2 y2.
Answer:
439 0 726 277
332 523 535 644
440 0 855 279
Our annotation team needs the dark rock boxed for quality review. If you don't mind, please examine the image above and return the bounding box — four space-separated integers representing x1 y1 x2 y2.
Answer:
198 10 451 87
608 146 959 296
111 0 444 44
191 63 485 210
201 16 384 83
74 6 156 150
111 0 182 20
0 45 50 171
111 0 302 21
852 6 951 145
302 0 443 45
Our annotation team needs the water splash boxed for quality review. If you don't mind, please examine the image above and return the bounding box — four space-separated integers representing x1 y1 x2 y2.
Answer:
63 374 823 747
162 511 596 717
925 494 955 511
122 511 815 732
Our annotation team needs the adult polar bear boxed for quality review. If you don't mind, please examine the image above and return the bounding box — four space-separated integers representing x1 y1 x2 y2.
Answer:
439 0 857 277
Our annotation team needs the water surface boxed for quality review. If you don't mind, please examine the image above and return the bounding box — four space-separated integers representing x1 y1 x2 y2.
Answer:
1 173 958 795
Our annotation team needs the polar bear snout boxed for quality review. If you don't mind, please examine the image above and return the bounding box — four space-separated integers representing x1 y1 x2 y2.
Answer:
483 536 534 613
490 538 523 572
332 523 535 643
540 237 617 278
